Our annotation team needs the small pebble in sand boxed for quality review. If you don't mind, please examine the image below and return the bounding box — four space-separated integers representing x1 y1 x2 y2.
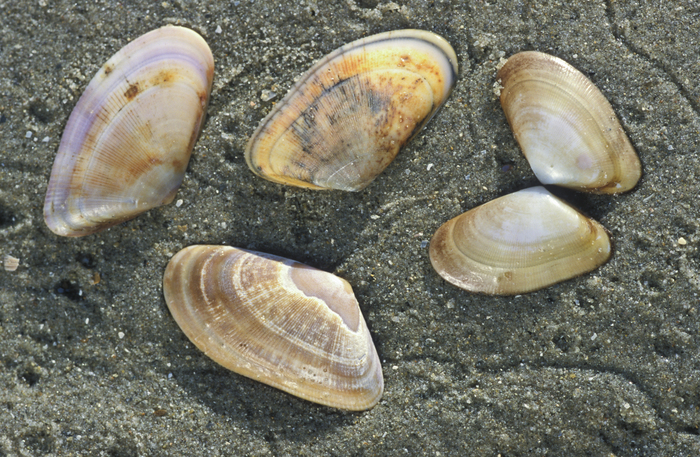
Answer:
4 254 19 271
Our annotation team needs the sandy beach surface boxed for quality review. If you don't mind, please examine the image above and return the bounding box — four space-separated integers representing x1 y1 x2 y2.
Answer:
1 1 699 455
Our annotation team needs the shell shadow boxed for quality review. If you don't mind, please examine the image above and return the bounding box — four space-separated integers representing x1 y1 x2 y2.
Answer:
546 185 623 222
164 338 362 443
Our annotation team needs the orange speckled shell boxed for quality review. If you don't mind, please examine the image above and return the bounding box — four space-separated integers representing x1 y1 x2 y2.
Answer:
246 29 458 191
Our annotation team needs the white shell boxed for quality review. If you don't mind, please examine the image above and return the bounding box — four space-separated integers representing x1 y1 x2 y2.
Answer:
245 29 458 191
429 187 612 295
162 245 384 410
3 255 20 272
44 26 214 236
498 51 642 194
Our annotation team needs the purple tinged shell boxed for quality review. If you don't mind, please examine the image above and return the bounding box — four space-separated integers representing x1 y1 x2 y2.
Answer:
44 25 214 236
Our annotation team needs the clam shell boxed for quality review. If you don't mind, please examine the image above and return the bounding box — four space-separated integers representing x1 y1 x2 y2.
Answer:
497 51 641 194
245 29 458 191
162 245 384 410
44 26 214 236
429 187 612 295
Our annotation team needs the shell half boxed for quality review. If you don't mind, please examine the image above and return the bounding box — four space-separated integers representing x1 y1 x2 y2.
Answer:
497 51 641 194
44 25 214 236
162 245 384 411
245 29 458 191
429 187 612 295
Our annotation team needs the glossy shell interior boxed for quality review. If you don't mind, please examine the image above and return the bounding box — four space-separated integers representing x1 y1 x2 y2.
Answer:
429 187 612 295
498 51 641 194
245 29 458 191
162 245 384 411
44 25 214 236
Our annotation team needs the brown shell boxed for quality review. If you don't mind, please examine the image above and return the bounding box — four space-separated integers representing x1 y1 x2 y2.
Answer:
162 245 384 410
498 51 641 194
245 29 458 191
429 187 612 295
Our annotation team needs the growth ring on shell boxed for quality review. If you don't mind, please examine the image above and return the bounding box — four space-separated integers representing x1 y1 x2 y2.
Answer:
44 25 214 236
162 245 384 411
497 51 642 194
429 187 612 295
245 29 458 191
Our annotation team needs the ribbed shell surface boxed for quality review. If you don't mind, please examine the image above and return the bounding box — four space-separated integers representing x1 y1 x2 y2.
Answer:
162 245 383 411
44 26 214 236
245 29 458 191
429 187 612 295
498 51 641 194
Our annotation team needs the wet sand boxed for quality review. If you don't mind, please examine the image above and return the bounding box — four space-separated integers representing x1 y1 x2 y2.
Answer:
1 1 699 455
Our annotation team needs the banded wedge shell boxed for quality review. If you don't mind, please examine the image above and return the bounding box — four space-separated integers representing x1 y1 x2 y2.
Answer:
44 26 214 236
245 29 458 191
162 245 383 411
429 187 612 295
498 51 641 194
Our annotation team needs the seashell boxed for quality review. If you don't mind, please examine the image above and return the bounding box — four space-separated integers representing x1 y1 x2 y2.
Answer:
44 26 214 236
497 51 641 194
162 245 383 410
245 29 458 191
4 255 20 272
429 187 612 295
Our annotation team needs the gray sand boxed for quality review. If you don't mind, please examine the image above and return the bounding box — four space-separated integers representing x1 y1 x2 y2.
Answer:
1 1 699 455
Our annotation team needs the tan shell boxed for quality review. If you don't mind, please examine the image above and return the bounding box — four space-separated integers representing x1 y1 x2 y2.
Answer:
44 26 214 236
162 245 383 410
498 51 641 194
429 187 612 295
245 29 458 191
